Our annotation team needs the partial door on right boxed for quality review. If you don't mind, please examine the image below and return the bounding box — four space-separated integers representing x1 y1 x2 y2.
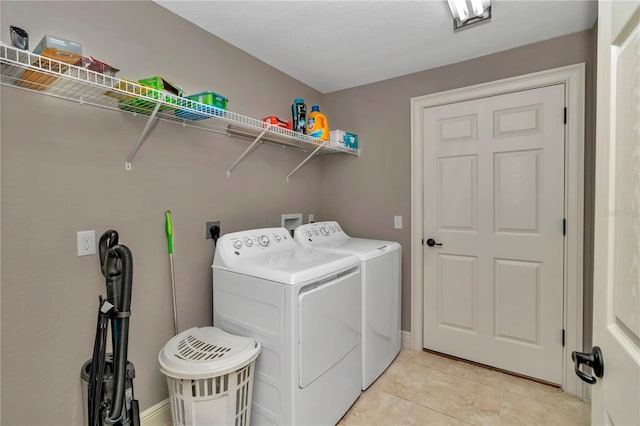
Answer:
423 84 566 384
590 1 640 424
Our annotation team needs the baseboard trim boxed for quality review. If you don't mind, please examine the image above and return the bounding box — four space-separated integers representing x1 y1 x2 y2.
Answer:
401 330 412 349
140 398 171 426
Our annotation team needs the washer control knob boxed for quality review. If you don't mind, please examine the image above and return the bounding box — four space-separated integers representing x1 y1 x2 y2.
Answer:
321 227 329 235
314 229 320 235
233 240 243 249
274 234 282 242
306 230 313 237
244 238 254 247
258 235 270 247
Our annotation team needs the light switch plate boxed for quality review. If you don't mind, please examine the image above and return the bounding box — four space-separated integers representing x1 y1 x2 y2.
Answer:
394 216 403 229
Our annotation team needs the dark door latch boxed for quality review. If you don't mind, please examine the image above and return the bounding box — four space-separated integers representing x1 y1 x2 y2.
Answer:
426 238 443 247
571 346 604 384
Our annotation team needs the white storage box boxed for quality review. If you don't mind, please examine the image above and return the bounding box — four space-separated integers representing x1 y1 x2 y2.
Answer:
158 327 261 426
330 129 346 147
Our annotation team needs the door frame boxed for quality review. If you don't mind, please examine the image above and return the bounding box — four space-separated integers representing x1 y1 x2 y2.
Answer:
410 64 585 396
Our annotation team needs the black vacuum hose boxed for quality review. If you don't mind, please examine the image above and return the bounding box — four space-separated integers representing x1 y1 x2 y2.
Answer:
99 230 119 275
105 244 133 424
88 297 108 426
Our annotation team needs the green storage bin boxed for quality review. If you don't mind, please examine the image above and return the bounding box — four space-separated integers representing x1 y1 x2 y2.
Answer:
119 76 183 115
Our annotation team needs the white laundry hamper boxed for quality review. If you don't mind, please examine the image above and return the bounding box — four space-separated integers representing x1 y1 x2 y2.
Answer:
158 327 261 426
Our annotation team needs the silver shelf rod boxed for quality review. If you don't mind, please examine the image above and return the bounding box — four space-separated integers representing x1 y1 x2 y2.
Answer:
125 101 162 170
286 143 325 182
226 125 271 177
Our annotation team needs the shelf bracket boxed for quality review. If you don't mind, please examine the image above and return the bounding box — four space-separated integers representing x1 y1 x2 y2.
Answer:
226 125 271 177
125 101 162 170
286 143 325 182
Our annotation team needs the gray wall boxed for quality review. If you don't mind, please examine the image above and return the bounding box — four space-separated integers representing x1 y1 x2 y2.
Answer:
1 2 325 424
322 29 596 334
1 1 596 424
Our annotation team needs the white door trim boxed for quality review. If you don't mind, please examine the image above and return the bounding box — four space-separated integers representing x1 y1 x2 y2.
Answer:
410 64 585 396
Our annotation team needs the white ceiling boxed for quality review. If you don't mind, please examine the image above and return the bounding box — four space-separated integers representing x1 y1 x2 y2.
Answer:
155 0 597 93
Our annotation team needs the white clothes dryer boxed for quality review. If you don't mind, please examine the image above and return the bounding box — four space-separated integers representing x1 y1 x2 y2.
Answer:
295 221 401 390
212 227 361 426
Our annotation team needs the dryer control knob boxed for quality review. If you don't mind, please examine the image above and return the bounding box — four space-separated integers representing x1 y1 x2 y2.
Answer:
314 229 320 235
321 227 329 235
232 240 243 249
244 238 254 247
258 235 270 247
274 234 282 242
306 230 313 237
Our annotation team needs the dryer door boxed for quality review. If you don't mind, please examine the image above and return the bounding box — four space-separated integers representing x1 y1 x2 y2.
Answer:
298 268 360 388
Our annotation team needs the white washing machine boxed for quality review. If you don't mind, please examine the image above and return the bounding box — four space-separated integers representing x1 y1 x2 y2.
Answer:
295 221 401 390
212 227 362 426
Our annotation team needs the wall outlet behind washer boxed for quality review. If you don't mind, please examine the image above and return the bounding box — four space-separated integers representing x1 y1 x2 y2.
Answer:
206 221 221 239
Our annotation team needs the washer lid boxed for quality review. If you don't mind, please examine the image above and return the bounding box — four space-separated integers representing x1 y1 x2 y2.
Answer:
318 238 401 261
215 248 359 285
213 227 359 284
158 327 261 379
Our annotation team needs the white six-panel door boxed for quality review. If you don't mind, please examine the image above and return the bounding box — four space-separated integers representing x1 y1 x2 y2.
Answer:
423 85 566 383
590 1 640 424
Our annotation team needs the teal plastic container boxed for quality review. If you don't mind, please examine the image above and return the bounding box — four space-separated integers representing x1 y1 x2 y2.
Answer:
176 91 229 121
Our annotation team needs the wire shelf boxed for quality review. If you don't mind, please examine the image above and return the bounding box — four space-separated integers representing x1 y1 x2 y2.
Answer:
0 45 359 175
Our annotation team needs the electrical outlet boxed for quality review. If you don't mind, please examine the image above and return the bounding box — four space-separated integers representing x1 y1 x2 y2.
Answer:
308 214 314 223
77 230 96 256
394 216 403 229
206 221 221 239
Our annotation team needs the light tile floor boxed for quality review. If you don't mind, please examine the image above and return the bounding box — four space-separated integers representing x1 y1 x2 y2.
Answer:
338 350 590 426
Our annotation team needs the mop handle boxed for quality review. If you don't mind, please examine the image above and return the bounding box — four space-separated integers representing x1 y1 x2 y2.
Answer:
165 211 173 254
165 211 178 335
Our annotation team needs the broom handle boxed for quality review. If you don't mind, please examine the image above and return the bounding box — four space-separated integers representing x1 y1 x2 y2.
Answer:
165 211 178 335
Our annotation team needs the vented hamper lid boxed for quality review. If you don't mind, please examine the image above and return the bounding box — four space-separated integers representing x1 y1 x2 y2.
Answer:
158 327 261 379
